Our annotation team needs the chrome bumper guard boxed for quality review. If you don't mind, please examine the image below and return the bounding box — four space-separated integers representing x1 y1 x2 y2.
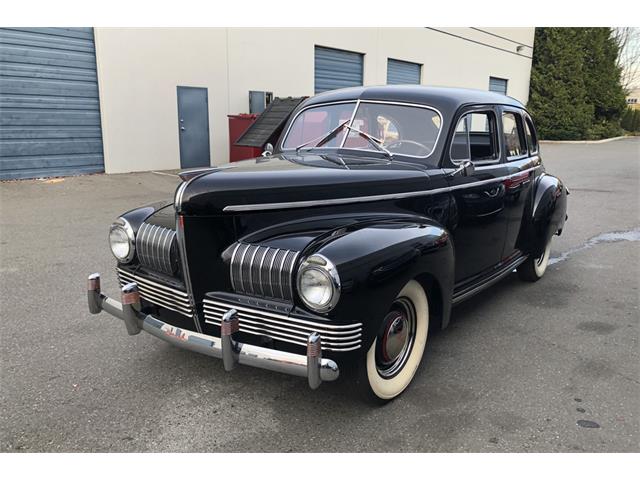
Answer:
87 273 339 389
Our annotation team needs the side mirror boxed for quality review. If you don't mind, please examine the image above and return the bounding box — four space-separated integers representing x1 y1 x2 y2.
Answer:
449 160 475 177
261 143 274 157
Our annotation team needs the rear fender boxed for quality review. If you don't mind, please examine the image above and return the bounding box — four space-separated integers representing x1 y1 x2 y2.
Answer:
524 174 568 257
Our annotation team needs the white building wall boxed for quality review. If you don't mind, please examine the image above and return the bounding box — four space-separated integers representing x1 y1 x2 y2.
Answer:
95 27 534 174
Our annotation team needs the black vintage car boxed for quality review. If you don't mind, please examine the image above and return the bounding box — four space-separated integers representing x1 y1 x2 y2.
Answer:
88 86 568 403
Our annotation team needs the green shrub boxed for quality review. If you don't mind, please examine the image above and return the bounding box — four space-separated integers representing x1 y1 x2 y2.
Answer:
587 120 624 139
621 108 634 131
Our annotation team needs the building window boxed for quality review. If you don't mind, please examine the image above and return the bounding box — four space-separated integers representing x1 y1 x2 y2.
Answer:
314 46 364 94
489 76 508 95
387 58 422 85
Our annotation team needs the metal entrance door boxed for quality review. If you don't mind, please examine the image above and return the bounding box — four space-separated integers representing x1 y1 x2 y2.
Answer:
177 86 210 169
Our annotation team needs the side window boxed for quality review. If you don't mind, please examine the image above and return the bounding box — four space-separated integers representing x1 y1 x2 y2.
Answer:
524 116 538 154
502 112 527 159
450 111 498 163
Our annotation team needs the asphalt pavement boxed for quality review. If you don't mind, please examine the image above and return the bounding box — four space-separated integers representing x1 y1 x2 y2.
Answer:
1 138 638 452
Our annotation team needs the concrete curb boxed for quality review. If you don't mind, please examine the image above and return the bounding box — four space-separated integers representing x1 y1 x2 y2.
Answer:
540 136 636 145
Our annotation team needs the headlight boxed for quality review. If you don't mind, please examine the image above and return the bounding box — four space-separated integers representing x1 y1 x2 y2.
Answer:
296 254 340 313
109 218 135 263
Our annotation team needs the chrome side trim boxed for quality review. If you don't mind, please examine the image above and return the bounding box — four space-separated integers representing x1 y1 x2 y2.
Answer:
452 254 528 305
223 165 542 212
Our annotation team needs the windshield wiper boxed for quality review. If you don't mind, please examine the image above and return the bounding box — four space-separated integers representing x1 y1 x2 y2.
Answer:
295 119 393 160
295 120 350 152
344 125 394 159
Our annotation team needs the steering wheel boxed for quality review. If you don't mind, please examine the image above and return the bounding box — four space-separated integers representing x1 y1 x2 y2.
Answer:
385 139 432 156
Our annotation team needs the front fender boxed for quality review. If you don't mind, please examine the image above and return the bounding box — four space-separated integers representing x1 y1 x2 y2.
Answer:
521 173 568 257
120 200 173 233
310 219 454 352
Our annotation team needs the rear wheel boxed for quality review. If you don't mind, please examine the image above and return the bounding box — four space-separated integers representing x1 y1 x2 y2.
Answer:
518 237 552 282
354 280 429 404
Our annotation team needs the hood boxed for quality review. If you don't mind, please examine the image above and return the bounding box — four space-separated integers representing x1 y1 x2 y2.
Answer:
176 153 430 215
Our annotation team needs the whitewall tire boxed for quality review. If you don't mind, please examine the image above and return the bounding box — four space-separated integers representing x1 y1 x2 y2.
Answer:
518 237 552 282
356 280 429 403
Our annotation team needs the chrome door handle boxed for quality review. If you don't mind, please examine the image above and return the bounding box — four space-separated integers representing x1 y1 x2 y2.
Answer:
484 187 500 197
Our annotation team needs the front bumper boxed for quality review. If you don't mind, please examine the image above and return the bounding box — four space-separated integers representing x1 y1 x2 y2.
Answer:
87 273 339 389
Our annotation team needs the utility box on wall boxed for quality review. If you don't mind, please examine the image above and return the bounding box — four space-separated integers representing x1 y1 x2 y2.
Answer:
228 114 262 162
249 91 273 114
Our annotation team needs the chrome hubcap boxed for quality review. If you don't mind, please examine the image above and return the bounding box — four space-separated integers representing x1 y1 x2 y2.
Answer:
376 298 416 378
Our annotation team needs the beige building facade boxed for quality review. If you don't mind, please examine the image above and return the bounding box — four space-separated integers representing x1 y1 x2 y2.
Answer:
94 27 536 174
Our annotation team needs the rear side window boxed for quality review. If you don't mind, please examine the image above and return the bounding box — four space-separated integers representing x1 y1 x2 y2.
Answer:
524 116 538 154
450 111 499 163
502 112 527 159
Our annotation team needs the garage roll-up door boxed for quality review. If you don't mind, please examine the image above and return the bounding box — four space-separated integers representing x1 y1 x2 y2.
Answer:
387 59 421 85
0 27 104 180
489 76 508 95
314 46 363 94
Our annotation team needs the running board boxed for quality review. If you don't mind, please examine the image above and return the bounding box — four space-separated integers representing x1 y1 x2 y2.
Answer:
452 255 528 305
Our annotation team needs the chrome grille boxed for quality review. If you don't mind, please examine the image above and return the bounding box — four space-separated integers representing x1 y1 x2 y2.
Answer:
203 299 362 352
117 268 193 317
230 243 299 301
135 222 178 276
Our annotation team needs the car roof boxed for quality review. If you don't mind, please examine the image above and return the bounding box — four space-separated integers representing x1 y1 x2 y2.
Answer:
303 85 526 114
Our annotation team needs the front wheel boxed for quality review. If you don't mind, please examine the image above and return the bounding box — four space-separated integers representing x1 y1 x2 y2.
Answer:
354 280 429 404
517 237 552 282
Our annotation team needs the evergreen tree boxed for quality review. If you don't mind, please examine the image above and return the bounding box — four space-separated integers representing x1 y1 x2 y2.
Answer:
632 109 640 132
528 28 593 140
621 107 634 131
581 28 627 138
528 28 627 139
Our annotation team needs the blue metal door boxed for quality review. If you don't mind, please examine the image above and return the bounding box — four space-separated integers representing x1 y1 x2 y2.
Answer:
0 27 104 180
177 86 211 169
314 46 363 94
387 59 421 85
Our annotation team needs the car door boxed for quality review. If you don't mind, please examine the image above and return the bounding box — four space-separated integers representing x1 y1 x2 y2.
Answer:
445 106 510 283
499 108 542 259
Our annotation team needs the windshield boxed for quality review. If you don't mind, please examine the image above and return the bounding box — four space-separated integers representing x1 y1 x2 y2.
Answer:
282 101 442 159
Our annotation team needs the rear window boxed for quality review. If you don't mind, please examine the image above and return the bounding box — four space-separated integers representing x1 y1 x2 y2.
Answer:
502 112 527 159
524 116 538 154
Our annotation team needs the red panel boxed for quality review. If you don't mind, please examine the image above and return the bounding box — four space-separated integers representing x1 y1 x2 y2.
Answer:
228 114 262 162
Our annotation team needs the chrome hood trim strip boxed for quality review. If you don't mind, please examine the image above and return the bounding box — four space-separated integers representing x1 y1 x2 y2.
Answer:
223 165 541 212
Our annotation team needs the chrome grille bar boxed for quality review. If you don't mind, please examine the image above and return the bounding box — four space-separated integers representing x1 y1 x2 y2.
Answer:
203 298 362 352
229 242 299 302
117 268 193 317
135 223 177 276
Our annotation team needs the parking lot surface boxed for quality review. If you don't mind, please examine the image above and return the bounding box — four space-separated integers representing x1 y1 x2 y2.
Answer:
1 138 638 452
